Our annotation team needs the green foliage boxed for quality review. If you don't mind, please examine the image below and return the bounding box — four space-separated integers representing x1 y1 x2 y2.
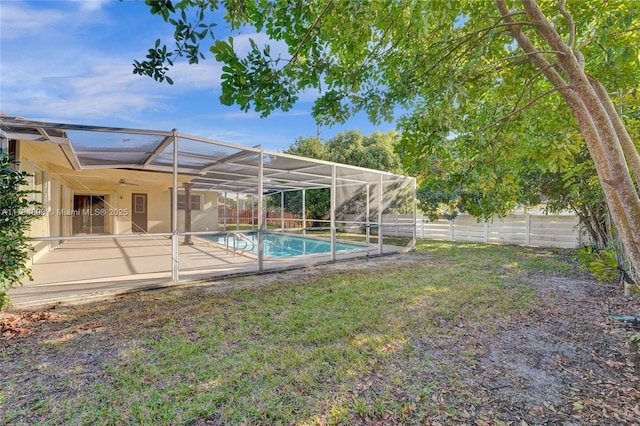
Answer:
134 0 638 217
273 130 404 222
132 0 216 85
136 1 639 126
265 188 329 224
618 91 640 153
286 130 403 174
0 152 40 310
576 246 620 283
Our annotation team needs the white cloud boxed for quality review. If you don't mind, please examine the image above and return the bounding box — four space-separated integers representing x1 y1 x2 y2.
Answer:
0 0 224 123
220 108 310 120
230 32 290 59
0 1 67 39
0 1 336 151
168 62 222 89
0 0 114 40
77 0 110 13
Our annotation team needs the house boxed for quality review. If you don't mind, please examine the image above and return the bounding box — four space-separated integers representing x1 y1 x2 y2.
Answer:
0 114 416 305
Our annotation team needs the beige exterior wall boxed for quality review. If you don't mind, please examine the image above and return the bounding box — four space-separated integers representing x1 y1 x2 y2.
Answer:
16 139 219 262
176 190 219 232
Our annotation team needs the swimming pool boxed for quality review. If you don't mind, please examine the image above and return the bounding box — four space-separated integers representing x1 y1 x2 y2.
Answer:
209 232 366 257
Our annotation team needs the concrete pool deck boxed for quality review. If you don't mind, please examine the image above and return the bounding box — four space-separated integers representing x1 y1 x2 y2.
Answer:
9 235 405 308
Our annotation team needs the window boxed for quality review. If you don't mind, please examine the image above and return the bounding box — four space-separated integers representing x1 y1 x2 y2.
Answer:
134 194 146 214
178 194 201 211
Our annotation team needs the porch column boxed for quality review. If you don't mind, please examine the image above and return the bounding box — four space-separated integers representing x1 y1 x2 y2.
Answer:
183 183 193 245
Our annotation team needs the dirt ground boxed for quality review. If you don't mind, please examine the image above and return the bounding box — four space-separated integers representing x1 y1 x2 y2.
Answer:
2 250 640 424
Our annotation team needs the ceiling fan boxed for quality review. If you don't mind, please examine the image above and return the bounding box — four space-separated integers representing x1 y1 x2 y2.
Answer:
119 179 140 187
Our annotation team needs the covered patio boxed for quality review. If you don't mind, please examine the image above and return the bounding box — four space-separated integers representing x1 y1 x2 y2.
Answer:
1 115 416 306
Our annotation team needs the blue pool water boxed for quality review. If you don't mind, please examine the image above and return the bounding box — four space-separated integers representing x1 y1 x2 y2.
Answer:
210 232 365 257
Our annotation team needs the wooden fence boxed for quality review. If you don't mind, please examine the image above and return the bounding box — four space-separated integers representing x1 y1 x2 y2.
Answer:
417 214 581 248
342 213 583 249
218 207 302 228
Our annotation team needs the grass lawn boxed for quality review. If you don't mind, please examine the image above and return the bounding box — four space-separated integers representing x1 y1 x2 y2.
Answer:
2 240 638 424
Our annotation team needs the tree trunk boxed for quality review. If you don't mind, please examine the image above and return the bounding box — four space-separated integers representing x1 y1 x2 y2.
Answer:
588 77 640 186
573 203 610 249
495 0 640 279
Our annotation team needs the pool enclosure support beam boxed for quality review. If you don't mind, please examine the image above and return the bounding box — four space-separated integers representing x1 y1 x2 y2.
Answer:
412 178 417 249
251 195 255 230
331 165 336 261
366 184 370 244
378 174 384 255
257 150 264 272
171 131 179 282
302 189 306 235
223 192 227 229
236 192 240 230
281 191 285 230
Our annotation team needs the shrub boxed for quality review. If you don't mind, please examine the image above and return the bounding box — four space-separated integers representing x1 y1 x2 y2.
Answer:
576 245 619 283
0 152 40 310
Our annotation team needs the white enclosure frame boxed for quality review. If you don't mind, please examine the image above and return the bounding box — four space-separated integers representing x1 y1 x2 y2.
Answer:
1 115 416 287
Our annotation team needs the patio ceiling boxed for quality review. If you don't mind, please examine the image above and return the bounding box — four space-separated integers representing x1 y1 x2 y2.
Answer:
0 114 406 194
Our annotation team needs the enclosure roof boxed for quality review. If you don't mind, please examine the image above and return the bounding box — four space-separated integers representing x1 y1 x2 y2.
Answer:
0 114 412 194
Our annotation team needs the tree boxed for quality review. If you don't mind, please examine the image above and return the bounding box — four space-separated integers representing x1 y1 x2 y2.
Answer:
0 153 40 310
286 129 402 173
268 129 403 223
411 106 617 246
135 0 640 279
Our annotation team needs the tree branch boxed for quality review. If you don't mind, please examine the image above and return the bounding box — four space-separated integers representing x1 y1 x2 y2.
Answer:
494 0 570 94
349 14 398 92
472 86 564 136
559 0 575 48
287 0 334 69
495 49 566 63
410 18 539 85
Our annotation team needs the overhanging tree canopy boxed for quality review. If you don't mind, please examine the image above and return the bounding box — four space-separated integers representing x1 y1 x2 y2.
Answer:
135 0 640 279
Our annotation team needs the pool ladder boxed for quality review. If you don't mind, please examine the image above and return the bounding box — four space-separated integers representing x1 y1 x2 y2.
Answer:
225 232 255 257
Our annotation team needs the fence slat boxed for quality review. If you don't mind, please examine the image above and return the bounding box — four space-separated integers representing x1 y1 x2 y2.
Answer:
418 214 581 248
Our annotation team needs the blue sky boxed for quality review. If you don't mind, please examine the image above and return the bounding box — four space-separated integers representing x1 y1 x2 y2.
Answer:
0 0 397 152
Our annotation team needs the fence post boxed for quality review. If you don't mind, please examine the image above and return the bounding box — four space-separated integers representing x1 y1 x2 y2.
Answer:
525 214 531 246
449 219 454 241
483 221 489 243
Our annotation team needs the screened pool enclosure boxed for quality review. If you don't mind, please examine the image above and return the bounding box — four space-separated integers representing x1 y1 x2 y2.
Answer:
1 115 416 304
